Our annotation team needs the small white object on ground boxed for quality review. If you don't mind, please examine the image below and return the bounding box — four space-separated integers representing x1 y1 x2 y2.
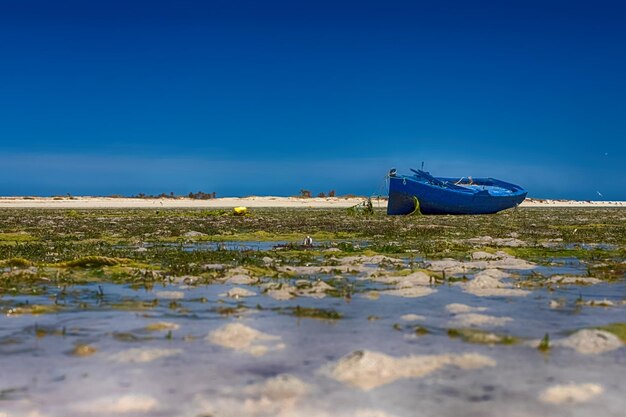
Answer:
222 287 257 298
183 230 207 237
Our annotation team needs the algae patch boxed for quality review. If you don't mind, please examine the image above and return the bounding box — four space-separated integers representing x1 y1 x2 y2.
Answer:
595 323 626 343
71 344 98 357
290 305 342 320
0 232 37 243
447 328 518 345
57 256 132 268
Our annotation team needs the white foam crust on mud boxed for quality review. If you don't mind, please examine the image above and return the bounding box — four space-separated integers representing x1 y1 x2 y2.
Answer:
450 313 513 327
549 275 602 285
224 267 260 285
425 254 534 297
370 270 437 298
400 313 426 321
153 290 185 299
207 322 285 356
144 321 180 331
462 274 529 297
553 329 623 354
109 348 183 363
192 372 398 417
381 286 437 298
539 383 604 404
194 373 310 416
72 394 159 413
321 349 496 390
427 252 536 275
445 303 488 314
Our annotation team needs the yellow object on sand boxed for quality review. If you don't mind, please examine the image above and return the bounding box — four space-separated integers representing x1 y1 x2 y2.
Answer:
233 207 248 216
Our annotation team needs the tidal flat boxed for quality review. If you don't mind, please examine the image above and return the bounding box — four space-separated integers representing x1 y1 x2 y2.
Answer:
0 207 625 417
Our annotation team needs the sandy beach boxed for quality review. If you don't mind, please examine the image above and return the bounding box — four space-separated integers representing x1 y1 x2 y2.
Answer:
0 196 623 209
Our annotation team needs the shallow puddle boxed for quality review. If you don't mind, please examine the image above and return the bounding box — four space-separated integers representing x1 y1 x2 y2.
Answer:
0 255 624 417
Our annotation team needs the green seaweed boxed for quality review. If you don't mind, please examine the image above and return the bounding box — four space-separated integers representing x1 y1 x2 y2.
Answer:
0 232 37 243
108 299 159 311
0 207 622 285
538 333 550 352
0 257 32 268
112 332 153 342
595 323 626 343
5 304 63 316
415 326 429 335
57 256 129 268
447 328 518 345
291 305 342 320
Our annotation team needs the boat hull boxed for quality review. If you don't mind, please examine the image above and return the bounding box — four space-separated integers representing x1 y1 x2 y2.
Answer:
387 175 527 215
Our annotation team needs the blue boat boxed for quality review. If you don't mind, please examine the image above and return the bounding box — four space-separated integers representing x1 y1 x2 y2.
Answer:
387 169 527 215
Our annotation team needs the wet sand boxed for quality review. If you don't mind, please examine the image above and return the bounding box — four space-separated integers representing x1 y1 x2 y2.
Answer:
0 207 623 417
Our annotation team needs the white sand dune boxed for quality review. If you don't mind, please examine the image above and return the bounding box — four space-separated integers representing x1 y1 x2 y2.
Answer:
0 196 375 208
0 196 622 209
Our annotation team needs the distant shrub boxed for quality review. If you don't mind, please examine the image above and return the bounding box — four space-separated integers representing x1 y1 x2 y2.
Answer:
347 197 375 216
188 191 217 200
132 191 217 199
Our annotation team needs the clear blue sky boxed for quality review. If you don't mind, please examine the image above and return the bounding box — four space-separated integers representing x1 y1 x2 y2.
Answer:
1 0 624 199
